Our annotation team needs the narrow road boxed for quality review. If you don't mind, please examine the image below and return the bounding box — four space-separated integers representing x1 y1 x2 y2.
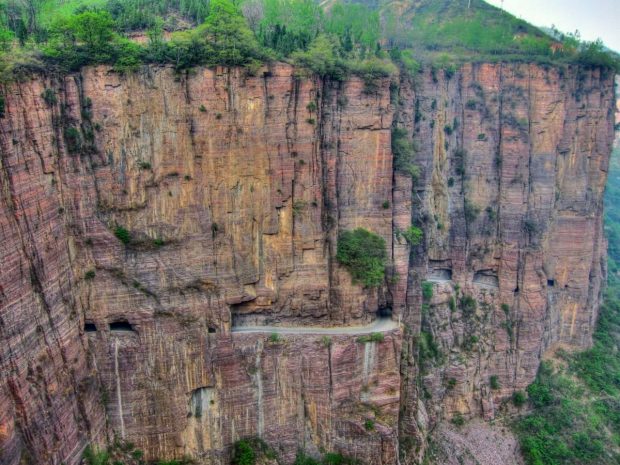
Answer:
231 317 399 335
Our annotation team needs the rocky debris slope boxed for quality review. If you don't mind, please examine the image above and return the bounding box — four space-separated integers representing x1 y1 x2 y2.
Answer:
423 419 523 465
0 62 615 465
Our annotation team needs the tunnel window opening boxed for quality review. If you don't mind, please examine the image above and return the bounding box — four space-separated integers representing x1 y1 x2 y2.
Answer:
427 269 452 282
84 322 97 332
547 279 555 287
473 270 499 288
208 327 217 334
109 320 135 332
514 286 520 293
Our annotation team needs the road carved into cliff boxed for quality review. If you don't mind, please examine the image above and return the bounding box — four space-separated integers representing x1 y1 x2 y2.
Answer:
231 317 399 335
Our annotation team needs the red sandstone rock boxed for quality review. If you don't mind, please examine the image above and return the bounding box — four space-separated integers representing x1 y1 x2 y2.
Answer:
0 62 614 465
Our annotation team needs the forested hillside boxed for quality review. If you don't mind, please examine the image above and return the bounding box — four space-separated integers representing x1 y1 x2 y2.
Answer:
0 0 617 82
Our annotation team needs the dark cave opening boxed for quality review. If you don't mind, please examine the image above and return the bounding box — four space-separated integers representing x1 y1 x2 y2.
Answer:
84 322 97 332
109 320 135 332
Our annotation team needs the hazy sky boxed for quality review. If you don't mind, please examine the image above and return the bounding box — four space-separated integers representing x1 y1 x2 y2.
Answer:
486 0 620 52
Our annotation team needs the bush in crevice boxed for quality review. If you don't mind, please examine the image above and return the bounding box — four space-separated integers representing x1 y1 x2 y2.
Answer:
268 333 281 343
422 281 433 302
451 413 465 426
512 390 526 407
232 440 255 465
82 446 109 465
336 228 387 288
63 126 82 153
231 438 276 465
418 330 441 364
357 332 384 343
460 295 477 317
464 199 480 223
399 226 423 246
113 225 131 244
392 127 420 180
364 418 375 431
41 88 57 106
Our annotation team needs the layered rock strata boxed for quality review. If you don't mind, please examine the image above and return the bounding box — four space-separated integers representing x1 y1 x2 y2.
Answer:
0 62 614 465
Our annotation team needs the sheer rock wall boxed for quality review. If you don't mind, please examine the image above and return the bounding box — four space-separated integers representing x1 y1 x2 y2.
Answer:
0 62 614 465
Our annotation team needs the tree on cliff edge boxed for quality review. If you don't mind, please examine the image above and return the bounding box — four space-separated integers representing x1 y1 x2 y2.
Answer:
197 0 263 66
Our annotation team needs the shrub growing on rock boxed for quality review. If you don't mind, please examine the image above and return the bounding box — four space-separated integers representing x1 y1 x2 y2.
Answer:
82 446 110 465
336 228 387 287
451 413 465 427
232 440 255 465
400 226 423 245
460 295 477 317
63 127 82 153
357 332 384 343
464 199 480 222
392 127 419 179
232 438 277 465
41 88 57 106
364 418 375 430
114 226 131 244
422 281 433 301
512 390 527 406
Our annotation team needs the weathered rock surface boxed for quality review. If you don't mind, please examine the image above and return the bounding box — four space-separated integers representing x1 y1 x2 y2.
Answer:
0 62 615 465
396 63 614 463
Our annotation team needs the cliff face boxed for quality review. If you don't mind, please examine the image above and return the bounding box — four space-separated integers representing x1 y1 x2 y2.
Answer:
0 62 614 465
396 64 614 462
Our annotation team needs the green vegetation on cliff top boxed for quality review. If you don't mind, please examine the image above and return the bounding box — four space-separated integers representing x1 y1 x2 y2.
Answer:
0 0 617 81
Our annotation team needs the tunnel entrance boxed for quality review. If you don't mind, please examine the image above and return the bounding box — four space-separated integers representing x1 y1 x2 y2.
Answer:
378 307 392 318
